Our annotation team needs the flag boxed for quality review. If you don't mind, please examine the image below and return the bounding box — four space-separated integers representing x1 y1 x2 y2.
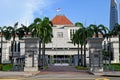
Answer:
56 8 61 12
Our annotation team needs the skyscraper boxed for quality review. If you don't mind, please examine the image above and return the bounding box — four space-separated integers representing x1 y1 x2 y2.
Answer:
110 0 118 30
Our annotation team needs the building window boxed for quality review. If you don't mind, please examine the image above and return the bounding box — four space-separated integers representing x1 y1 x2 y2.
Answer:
18 42 20 52
70 29 77 39
11 41 20 52
0 48 1 53
57 32 63 38
70 29 73 39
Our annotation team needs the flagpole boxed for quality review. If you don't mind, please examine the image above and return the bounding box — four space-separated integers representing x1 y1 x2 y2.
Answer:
56 8 61 15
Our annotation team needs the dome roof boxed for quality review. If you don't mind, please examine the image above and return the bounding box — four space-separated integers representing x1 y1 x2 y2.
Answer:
51 15 73 26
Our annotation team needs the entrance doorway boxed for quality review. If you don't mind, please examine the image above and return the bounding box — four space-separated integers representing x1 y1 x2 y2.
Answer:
54 55 69 63
48 55 73 66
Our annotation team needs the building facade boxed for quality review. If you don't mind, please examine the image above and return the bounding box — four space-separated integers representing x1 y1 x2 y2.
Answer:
0 15 119 68
110 0 118 30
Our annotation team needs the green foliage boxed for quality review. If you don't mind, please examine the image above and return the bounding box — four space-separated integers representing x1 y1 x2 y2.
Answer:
75 66 88 70
0 64 13 71
104 63 120 71
89 24 108 38
0 64 2 70
102 50 109 60
110 64 120 71
39 66 48 70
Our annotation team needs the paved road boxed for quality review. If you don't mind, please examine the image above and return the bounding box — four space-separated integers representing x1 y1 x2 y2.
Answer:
27 66 107 80
0 66 120 80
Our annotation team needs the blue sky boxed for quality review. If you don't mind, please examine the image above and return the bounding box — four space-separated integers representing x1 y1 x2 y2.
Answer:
0 0 120 28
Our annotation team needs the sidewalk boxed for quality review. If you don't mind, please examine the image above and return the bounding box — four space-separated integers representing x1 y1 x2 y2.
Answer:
0 71 39 78
0 69 120 80
0 71 118 80
103 71 120 77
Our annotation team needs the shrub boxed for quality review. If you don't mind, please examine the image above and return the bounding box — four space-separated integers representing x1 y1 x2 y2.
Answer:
75 66 88 70
104 63 120 71
0 64 2 70
2 64 13 71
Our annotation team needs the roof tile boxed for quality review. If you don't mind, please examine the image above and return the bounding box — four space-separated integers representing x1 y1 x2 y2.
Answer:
51 15 73 26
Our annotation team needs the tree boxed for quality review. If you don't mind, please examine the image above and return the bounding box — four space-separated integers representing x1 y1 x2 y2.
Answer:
16 27 25 40
28 18 42 67
103 27 112 66
72 22 94 67
28 17 53 68
89 24 107 38
28 18 41 37
11 22 18 64
77 27 94 66
4 22 18 64
112 23 120 56
72 30 81 66
72 22 84 66
89 24 111 67
81 27 94 67
3 26 13 40
0 26 7 63
40 17 53 67
21 24 29 37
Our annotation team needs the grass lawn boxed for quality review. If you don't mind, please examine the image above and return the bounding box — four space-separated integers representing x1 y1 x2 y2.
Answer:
75 66 88 70
0 64 13 71
104 63 120 71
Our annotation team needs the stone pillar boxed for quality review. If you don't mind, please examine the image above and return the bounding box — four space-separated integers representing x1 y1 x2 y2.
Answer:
50 55 52 65
2 41 11 63
13 58 17 65
87 38 104 75
74 55 78 66
24 38 39 72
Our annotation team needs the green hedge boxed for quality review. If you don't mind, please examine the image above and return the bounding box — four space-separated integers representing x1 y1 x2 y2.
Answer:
0 64 2 70
75 66 88 70
0 64 13 71
104 63 120 71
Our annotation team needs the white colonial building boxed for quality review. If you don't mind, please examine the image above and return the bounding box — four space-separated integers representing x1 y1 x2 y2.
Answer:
0 15 119 67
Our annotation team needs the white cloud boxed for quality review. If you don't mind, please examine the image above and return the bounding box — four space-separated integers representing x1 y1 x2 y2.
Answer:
0 0 52 27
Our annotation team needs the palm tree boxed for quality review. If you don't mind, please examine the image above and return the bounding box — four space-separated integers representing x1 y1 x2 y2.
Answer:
72 30 81 66
74 27 94 67
21 24 29 37
72 22 84 66
3 26 13 40
89 24 108 38
40 17 53 67
72 22 94 66
2 26 14 64
75 22 84 28
4 22 18 64
89 24 111 67
28 18 41 37
11 22 18 64
112 23 120 56
81 27 94 67
0 26 7 63
28 17 53 68
16 27 25 40
103 27 112 66
28 18 42 67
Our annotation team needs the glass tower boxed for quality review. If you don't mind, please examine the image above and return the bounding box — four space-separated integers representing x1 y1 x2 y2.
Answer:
110 0 118 30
